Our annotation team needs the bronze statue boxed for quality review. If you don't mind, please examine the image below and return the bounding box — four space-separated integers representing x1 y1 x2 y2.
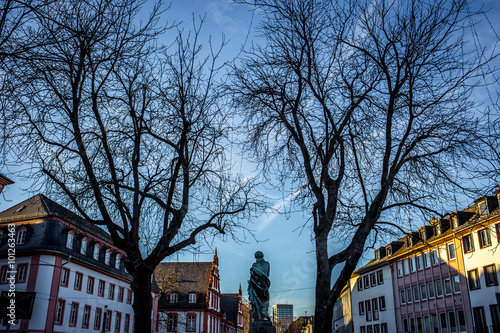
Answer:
248 251 271 321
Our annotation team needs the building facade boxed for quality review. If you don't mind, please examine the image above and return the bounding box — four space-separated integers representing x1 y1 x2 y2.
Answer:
272 304 293 333
332 284 353 333
0 194 159 332
349 254 396 333
155 251 244 333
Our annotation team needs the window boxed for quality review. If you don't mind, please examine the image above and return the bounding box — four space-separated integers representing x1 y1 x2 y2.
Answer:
187 314 196 331
358 278 363 291
168 314 178 331
447 242 456 260
69 302 78 327
365 300 372 321
400 289 406 304
74 272 83 291
364 275 370 289
104 310 112 331
422 230 427 241
114 312 121 332
457 310 466 333
490 305 500 333
451 216 458 229
452 275 461 293
375 252 380 260
397 261 403 276
443 277 452 295
0 266 9 284
127 289 133 304
468 269 480 290
170 293 178 303
93 244 100 260
105 249 112 265
82 305 91 328
403 259 409 275
379 296 386 311
370 273 376 287
372 298 379 320
435 280 443 297
406 287 413 303
98 280 105 297
427 281 435 298
60 268 69 287
381 323 388 333
463 234 474 253
108 283 115 300
496 224 500 244
115 254 121 269
413 286 420 301
118 287 124 302
16 264 27 283
424 251 431 268
410 257 416 272
360 326 366 333
124 314 130 333
80 237 88 255
377 270 383 284
479 228 491 248
387 247 392 255
484 264 498 286
189 293 197 303
416 255 423 270
66 231 74 249
431 249 439 266
94 308 102 330
55 299 65 324
480 202 487 215
16 228 26 245
473 307 487 333
359 301 365 315
87 276 95 294
420 284 427 300
440 313 448 333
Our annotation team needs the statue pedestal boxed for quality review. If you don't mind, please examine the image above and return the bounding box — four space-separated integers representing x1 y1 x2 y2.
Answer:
250 320 276 333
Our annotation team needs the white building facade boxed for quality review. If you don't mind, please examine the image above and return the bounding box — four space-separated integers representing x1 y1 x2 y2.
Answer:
0 194 159 332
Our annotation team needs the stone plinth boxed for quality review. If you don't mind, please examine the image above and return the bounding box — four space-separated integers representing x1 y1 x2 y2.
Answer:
249 320 276 333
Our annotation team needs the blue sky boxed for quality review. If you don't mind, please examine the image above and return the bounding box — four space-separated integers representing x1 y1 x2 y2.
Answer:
3 0 500 319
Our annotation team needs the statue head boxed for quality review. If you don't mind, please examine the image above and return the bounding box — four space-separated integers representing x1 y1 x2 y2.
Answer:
254 251 264 259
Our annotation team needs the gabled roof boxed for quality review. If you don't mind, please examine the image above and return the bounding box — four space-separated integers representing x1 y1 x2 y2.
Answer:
0 194 112 242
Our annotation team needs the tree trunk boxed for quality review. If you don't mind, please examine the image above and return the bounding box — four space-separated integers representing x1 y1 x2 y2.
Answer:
130 264 153 333
313 231 334 333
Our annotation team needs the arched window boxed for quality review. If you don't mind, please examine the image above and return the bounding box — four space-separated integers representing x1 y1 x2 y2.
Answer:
105 249 112 265
93 243 101 260
80 237 88 255
66 230 75 249
115 254 121 269
16 227 27 245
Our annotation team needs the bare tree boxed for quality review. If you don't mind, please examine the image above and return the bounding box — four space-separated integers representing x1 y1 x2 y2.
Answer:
232 0 498 331
1 0 257 331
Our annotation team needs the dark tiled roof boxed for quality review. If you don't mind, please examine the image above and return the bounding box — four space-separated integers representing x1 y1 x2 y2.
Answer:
156 262 214 309
0 194 112 242
221 294 239 323
0 174 14 186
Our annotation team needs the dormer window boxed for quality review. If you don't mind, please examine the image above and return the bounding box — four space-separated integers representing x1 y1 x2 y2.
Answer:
80 237 88 255
105 249 112 265
479 202 487 215
387 247 392 256
451 216 458 229
93 244 101 260
408 236 413 247
170 293 178 303
115 254 121 270
66 230 75 249
435 225 442 235
15 206 26 213
189 293 197 303
421 230 426 241
375 251 380 260
16 227 27 245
